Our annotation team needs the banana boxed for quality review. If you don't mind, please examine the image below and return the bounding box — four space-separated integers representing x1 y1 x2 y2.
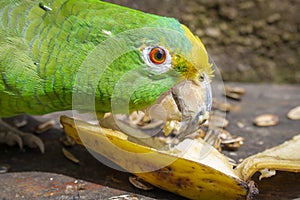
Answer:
61 115 300 199
61 116 256 200
235 134 300 181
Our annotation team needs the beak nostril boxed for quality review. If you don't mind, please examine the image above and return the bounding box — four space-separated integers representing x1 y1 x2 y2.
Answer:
199 74 204 82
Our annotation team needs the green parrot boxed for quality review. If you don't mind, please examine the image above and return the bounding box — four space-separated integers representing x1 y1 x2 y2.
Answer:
0 0 213 151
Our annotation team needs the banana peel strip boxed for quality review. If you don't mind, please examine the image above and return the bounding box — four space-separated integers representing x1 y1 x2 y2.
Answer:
60 116 250 200
235 134 300 181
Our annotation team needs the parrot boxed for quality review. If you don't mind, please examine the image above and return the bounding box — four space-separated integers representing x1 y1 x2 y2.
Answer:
0 0 213 152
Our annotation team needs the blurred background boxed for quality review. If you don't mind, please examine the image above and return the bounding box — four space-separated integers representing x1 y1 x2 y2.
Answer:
104 0 299 83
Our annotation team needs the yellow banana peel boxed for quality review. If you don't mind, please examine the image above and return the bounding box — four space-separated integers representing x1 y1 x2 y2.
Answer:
235 134 300 181
60 115 300 200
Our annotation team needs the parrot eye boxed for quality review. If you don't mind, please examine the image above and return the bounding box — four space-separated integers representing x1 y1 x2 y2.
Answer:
149 47 167 64
142 46 172 73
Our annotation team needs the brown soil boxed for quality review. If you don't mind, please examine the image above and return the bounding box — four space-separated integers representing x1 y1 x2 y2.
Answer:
104 0 300 83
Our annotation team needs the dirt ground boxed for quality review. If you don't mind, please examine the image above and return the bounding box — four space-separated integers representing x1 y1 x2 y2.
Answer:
104 0 300 83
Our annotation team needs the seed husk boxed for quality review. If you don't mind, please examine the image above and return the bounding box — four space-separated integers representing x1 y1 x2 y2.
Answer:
62 148 80 164
287 106 300 120
218 128 232 140
253 114 279 127
129 176 154 190
225 86 246 95
224 86 246 101
219 129 244 151
209 115 229 128
225 92 242 101
0 164 9 174
60 135 76 147
35 119 56 134
213 100 232 112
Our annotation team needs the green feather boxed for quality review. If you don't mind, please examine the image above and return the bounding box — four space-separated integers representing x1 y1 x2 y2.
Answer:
0 0 209 117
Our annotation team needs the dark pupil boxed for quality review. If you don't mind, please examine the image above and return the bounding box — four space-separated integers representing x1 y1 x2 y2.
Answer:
155 50 164 60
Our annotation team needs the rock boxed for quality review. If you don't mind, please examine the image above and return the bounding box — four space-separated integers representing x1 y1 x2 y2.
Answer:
253 20 266 30
182 14 195 22
281 32 294 42
219 6 238 20
253 38 263 48
195 29 204 37
219 23 229 31
239 2 255 10
267 13 281 24
205 27 221 38
239 24 254 35
186 2 205 14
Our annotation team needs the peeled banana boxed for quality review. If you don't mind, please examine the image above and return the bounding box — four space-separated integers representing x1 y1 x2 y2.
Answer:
61 116 258 200
61 114 300 200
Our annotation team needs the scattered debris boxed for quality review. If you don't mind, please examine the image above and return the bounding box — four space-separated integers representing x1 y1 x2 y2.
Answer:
13 117 28 128
109 194 139 200
218 128 244 151
60 135 76 147
224 86 246 101
106 175 123 184
0 164 9 174
212 99 232 112
226 156 237 167
209 115 229 128
257 141 264 145
62 148 80 164
202 128 222 151
218 128 232 140
253 114 279 127
129 111 146 126
225 86 246 95
155 136 180 145
185 128 206 140
129 176 154 191
287 106 300 120
222 136 244 151
64 184 75 194
259 168 276 180
35 120 56 134
225 92 242 101
236 122 245 128
74 180 86 190
164 120 181 136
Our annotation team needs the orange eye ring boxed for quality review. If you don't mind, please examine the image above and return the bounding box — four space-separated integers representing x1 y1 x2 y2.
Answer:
149 47 167 65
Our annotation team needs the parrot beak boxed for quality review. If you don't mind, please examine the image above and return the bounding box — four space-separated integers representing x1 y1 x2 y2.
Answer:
101 74 212 142
148 74 212 138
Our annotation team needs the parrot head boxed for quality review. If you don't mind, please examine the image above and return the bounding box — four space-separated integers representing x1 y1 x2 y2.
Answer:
73 2 213 138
